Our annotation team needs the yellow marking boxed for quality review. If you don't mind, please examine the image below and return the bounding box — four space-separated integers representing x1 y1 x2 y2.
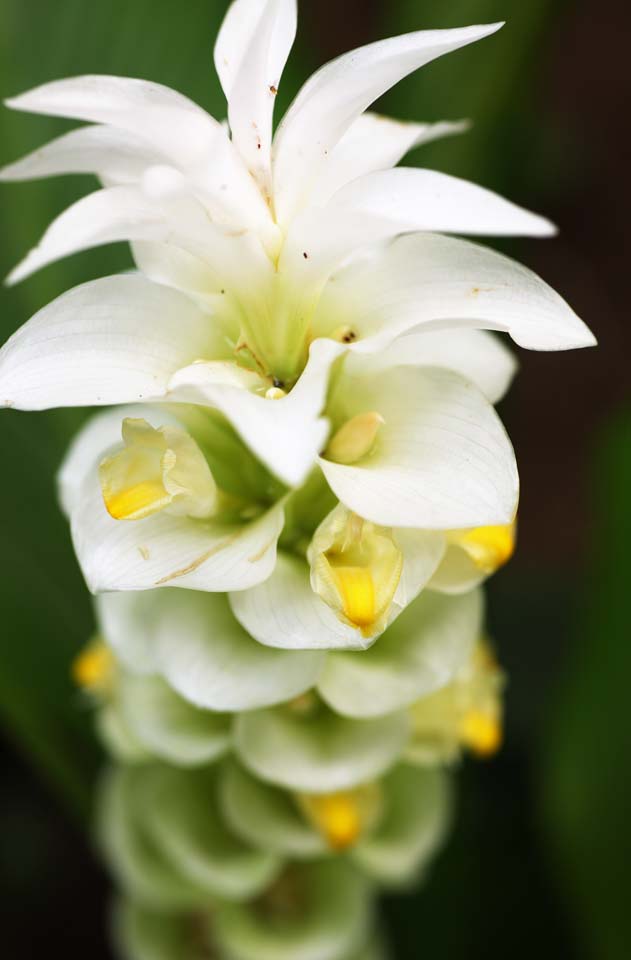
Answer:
103 480 168 521
332 566 376 630
457 522 516 574
301 793 362 851
460 709 502 757
73 641 115 694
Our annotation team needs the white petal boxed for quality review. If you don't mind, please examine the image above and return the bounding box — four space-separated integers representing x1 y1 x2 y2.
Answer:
327 167 556 237
315 232 595 353
272 22 503 222
368 329 518 404
230 552 371 651
310 112 469 205
280 171 554 300
427 543 489 594
114 901 197 960
130 241 218 296
167 338 342 486
141 766 281 901
231 528 445 652
5 75 270 229
98 767 209 909
318 589 482 718
215 0 296 195
7 179 267 286
220 759 327 859
353 764 451 886
97 589 324 712
214 860 370 960
71 480 285 594
0 124 163 183
320 361 519 529
234 703 410 792
96 703 149 764
0 275 220 409
117 673 231 767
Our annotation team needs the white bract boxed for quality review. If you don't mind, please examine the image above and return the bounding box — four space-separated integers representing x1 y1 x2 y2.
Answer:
0 1 592 500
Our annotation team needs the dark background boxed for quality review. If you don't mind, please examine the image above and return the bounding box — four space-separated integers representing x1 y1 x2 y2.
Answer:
1 0 629 956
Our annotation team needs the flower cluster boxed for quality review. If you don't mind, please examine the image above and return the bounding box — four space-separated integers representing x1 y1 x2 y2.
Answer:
0 1 593 957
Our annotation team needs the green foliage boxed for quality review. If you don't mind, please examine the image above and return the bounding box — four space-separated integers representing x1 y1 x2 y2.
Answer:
542 410 631 960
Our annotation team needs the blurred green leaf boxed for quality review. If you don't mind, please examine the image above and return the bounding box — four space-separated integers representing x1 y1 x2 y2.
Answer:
541 410 631 960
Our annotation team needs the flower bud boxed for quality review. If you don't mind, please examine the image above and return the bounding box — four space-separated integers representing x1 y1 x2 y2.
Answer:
73 637 116 696
99 418 216 521
325 411 384 465
408 641 504 763
295 783 383 851
448 520 516 575
308 505 403 636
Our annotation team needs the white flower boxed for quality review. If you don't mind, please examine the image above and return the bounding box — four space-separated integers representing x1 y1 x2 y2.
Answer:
61 391 512 648
0 0 593 498
93 579 483 734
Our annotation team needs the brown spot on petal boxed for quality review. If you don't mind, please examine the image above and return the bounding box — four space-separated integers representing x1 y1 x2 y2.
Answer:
155 532 240 585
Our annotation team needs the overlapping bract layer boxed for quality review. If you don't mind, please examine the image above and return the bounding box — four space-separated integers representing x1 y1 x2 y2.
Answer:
0 1 594 958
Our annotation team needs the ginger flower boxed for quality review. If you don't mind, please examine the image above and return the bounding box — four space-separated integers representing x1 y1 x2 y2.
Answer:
0 0 592 496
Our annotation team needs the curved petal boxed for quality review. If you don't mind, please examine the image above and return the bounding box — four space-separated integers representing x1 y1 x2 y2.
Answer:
0 275 220 410
219 759 327 859
314 232 595 353
353 764 451 886
310 112 469 205
320 362 519 529
96 703 149 764
117 672 231 767
215 0 296 194
96 589 324 712
130 241 219 296
280 171 553 299
326 167 555 237
318 589 483 718
229 552 372 651
373 329 517 404
6 179 267 287
214 860 371 960
230 529 444 651
113 901 196 960
141 765 281 901
70 475 285 593
427 543 490 595
5 75 270 229
167 338 343 486
0 124 163 183
234 702 410 792
272 22 503 222
98 767 208 909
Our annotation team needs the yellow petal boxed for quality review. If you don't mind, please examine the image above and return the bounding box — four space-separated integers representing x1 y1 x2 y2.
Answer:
296 784 382 851
453 521 516 574
460 708 502 757
103 478 171 521
309 504 403 636
330 565 376 630
73 639 115 695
